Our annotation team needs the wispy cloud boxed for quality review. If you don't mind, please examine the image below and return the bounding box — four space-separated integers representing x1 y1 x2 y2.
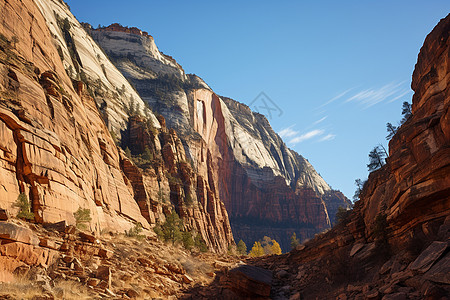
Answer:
289 129 324 144
318 134 336 142
317 87 355 109
312 116 328 125
278 125 299 138
344 82 410 109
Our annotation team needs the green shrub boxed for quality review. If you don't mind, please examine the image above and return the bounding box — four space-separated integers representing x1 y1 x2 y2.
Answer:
15 193 34 220
73 207 91 230
237 240 247 255
335 206 351 224
194 234 208 252
373 212 390 258
126 222 144 239
182 231 194 250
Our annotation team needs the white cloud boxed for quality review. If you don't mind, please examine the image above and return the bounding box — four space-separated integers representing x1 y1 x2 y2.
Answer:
289 129 324 144
278 125 299 138
344 82 411 109
317 87 355 109
319 134 336 142
313 116 328 125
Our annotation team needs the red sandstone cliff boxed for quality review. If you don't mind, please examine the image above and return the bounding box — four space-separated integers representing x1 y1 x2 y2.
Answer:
0 0 233 253
246 13 450 299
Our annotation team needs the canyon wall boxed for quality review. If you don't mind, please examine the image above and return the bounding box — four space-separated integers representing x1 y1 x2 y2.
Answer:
91 24 351 250
0 0 233 252
252 14 449 299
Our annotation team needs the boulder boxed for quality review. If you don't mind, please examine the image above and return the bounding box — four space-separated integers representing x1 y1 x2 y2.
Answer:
408 241 448 273
0 222 39 245
227 265 272 298
423 252 450 284
96 265 112 289
0 209 8 221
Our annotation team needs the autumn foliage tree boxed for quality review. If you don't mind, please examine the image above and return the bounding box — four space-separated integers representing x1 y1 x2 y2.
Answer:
249 236 282 257
249 241 264 257
290 232 300 250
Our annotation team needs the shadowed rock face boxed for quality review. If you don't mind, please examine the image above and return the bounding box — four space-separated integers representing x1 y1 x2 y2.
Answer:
0 0 234 252
91 24 351 251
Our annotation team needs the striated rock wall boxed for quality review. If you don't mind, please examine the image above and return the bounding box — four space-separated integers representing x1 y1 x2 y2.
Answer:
0 0 147 232
0 0 234 252
243 15 450 300
262 11 450 288
91 28 351 251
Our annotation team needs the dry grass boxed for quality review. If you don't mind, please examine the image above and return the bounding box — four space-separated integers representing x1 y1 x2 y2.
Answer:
52 280 93 300
0 278 93 300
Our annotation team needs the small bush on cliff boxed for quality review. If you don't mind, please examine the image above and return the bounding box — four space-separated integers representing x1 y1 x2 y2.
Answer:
154 210 182 245
74 207 91 230
290 232 300 250
182 231 194 250
373 212 391 258
237 240 247 255
126 222 144 239
15 193 34 220
335 206 351 224
194 234 208 252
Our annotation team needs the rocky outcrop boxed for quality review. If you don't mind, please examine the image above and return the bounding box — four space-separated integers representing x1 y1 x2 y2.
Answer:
120 115 234 252
0 220 241 298
91 24 351 251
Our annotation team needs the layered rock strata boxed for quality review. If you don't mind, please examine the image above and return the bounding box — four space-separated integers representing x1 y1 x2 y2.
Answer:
91 24 351 251
0 0 234 252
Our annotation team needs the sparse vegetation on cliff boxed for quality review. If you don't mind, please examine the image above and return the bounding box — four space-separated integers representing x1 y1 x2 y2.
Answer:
237 240 247 255
15 193 34 220
73 207 91 230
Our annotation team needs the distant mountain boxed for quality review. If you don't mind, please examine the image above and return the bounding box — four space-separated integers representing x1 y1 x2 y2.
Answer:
91 24 351 250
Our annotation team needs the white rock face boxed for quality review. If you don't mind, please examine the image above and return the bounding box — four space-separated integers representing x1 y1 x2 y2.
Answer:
91 31 185 79
91 28 331 196
34 0 160 134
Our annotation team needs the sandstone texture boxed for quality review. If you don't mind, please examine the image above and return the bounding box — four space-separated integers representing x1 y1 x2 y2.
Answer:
91 24 351 251
0 0 234 253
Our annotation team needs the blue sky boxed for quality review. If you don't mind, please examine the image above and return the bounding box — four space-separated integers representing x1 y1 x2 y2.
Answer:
66 0 449 199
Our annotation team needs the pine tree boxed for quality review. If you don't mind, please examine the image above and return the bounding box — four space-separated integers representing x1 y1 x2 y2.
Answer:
194 234 208 252
400 101 412 124
367 145 387 171
386 123 397 140
353 178 366 202
162 211 182 244
15 193 34 220
182 231 194 250
237 240 247 255
290 232 300 250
